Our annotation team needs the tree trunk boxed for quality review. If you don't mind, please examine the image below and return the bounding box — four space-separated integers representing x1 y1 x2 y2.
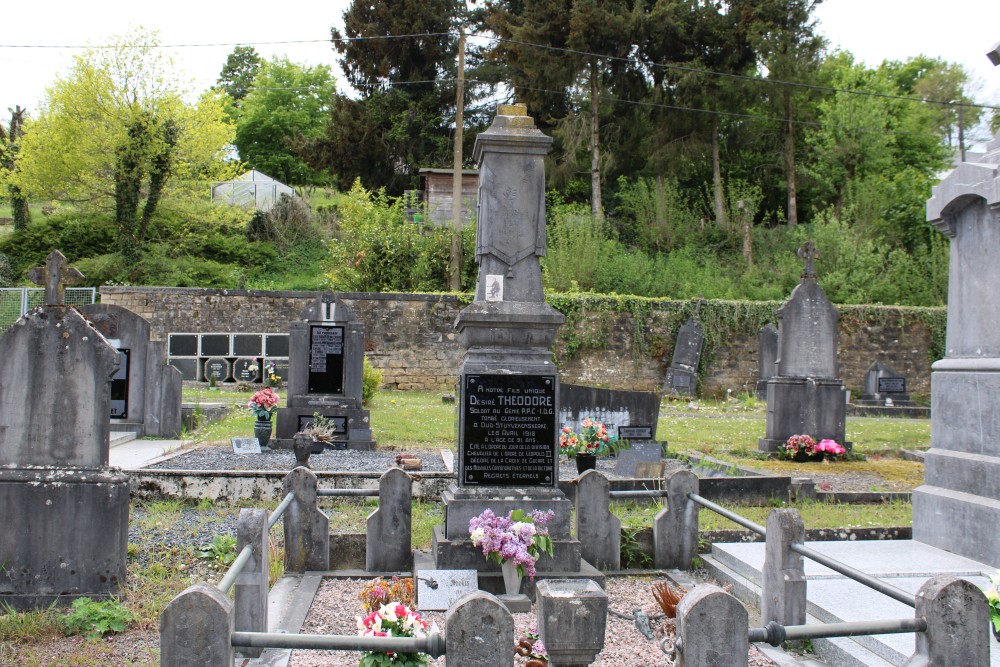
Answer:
712 114 727 228
5 107 30 231
655 174 668 251
784 91 798 227
590 60 603 219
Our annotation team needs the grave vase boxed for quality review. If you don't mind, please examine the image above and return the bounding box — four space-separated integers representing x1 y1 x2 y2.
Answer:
254 419 273 449
575 454 597 474
501 560 522 596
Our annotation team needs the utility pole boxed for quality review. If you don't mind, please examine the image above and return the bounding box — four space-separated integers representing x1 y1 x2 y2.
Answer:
449 32 466 292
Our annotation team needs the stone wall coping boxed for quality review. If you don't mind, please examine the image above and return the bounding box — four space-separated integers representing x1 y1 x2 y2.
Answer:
99 286 463 304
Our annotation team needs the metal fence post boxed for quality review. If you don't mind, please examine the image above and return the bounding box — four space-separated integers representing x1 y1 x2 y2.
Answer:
907 575 989 666
234 508 268 658
366 468 412 571
445 591 514 666
282 467 329 572
576 470 620 570
760 508 806 627
675 584 748 667
654 469 699 569
160 584 234 667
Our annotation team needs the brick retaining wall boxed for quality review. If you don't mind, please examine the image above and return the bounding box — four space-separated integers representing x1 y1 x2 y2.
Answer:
100 287 937 397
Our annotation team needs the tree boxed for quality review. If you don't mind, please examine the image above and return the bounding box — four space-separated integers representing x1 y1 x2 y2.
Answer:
233 57 335 185
306 0 462 194
10 28 235 267
217 45 262 108
0 106 31 230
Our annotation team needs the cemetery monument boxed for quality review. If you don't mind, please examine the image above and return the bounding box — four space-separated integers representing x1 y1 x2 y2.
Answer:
663 308 705 396
758 242 849 453
275 293 375 449
432 104 601 599
0 250 129 610
914 124 1000 565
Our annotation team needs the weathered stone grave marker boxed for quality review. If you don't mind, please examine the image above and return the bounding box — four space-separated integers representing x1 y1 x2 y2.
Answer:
664 309 704 396
857 360 913 406
756 323 779 399
275 293 375 449
758 242 849 453
0 250 129 610
416 569 479 611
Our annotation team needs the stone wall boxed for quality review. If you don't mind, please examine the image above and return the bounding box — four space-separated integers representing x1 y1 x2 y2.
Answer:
99 287 939 397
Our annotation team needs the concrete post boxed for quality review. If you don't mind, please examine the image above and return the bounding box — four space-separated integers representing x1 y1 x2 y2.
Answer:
537 579 608 667
160 583 234 667
366 468 413 571
234 508 268 658
653 469 700 569
675 584 748 667
760 508 806 627
282 467 329 572
445 591 514 666
905 575 989 667
576 470 620 570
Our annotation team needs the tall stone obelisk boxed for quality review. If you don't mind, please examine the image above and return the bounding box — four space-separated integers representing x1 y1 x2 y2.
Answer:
433 105 599 593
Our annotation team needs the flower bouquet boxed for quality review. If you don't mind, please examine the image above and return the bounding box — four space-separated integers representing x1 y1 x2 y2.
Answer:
778 434 846 461
559 417 618 458
357 602 429 667
358 576 415 613
984 569 1000 638
469 508 555 580
248 387 280 421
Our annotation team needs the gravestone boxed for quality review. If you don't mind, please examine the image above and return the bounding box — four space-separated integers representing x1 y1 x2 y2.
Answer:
79 303 183 437
558 383 660 442
433 104 601 595
274 293 375 449
856 360 913 406
614 441 665 478
0 251 129 610
416 569 479 611
663 314 704 395
914 128 1000 566
758 242 849 453
756 323 779 399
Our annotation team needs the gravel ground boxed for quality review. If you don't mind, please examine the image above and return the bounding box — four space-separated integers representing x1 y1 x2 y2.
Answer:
288 576 778 667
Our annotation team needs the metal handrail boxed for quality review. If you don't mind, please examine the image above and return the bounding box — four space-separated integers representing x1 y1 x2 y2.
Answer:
317 488 380 497
609 490 669 499
749 618 926 646
269 492 295 529
688 493 766 535
686 492 915 608
231 630 446 657
217 545 253 594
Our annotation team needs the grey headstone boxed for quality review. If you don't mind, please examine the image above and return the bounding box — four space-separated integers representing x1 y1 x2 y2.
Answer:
614 442 664 477
234 509 268 658
910 576 989 666
757 323 778 398
775 281 838 379
576 471 620 570
416 570 479 611
444 591 514 667
281 467 329 572
760 509 806 627
860 360 911 403
675 585 748 667
160 584 235 667
366 468 412 571
231 437 262 455
664 317 704 396
654 469 700 569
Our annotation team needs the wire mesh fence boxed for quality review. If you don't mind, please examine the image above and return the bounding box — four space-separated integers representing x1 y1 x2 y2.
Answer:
0 288 97 333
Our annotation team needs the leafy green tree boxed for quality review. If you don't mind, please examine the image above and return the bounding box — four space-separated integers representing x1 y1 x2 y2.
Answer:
234 57 335 185
217 45 262 107
0 105 31 230
10 28 236 267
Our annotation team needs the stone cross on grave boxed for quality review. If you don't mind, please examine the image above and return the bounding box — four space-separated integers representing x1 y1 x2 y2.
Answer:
797 241 820 280
27 250 84 305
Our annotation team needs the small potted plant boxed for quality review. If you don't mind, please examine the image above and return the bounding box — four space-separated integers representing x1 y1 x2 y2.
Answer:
247 387 280 448
984 569 1000 642
559 417 618 474
356 601 430 667
469 508 554 595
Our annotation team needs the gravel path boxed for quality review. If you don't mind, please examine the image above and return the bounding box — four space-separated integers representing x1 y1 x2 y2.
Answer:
288 576 777 667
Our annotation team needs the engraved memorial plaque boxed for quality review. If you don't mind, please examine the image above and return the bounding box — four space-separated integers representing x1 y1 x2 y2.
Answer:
877 377 906 394
416 570 479 611
461 374 557 487
203 357 231 382
231 437 262 455
307 325 345 394
233 358 261 383
200 334 231 356
233 334 263 357
168 358 199 380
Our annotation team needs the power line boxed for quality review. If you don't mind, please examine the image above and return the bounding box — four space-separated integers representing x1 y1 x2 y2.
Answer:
0 33 452 50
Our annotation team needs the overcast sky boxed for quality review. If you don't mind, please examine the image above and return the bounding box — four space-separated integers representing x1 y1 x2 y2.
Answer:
1 0 998 128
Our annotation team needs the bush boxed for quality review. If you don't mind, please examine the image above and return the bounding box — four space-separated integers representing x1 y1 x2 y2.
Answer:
363 356 383 407
60 597 133 640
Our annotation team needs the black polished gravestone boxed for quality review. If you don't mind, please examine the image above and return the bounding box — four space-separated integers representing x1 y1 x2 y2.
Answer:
857 360 914 406
274 293 375 449
459 374 557 487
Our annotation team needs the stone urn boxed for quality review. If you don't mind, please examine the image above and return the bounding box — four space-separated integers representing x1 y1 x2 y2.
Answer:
292 433 313 468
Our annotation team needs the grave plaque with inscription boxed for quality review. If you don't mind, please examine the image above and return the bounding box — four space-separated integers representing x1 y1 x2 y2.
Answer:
109 348 130 419
204 357 231 383
308 325 345 394
461 374 557 487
